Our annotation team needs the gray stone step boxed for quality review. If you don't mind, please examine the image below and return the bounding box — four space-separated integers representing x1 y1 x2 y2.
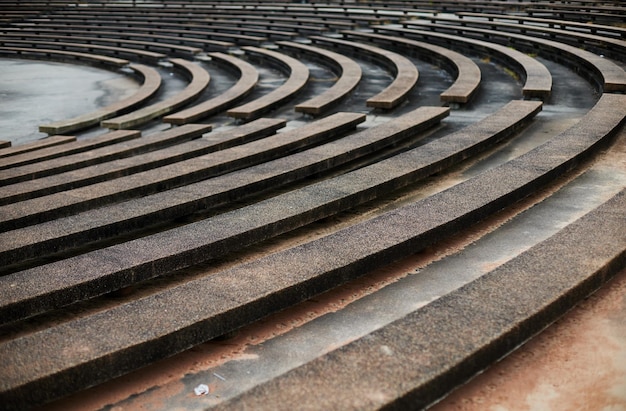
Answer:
0 118 285 205
163 52 260 125
227 46 310 121
276 41 362 115
309 35 420 109
0 125 210 187
0 129 139 172
372 25 553 99
0 112 365 231
0 94 621 410
101 58 211 129
213 187 626 410
0 135 76 159
0 105 450 312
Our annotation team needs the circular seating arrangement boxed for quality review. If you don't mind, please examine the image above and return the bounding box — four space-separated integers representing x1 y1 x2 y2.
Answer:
0 1 625 409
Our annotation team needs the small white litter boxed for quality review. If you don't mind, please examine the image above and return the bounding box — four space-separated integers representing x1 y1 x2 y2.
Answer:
194 384 210 396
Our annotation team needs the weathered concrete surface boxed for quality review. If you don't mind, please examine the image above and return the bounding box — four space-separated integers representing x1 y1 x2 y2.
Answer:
39 63 162 135
0 135 76 158
212 189 626 410
0 106 448 318
1 4 625 409
0 112 364 231
0 95 622 410
0 118 285 205
0 129 140 174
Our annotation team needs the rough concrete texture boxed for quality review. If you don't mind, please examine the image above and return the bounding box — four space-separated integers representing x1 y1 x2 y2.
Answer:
430 266 626 411
0 118 285 204
0 135 76 158
213 189 626 410
1 95 622 409
0 105 447 318
0 112 364 231
0 129 140 174
1 2 625 409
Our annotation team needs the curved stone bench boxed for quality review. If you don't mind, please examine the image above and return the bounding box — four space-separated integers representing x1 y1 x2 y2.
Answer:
373 25 553 99
227 46 310 121
64 12 297 40
200 24 297 40
208 15 357 30
250 2 429 18
18 20 268 47
0 119 286 206
0 106 448 319
0 113 365 231
277 40 362 115
213 188 626 410
0 45 131 68
398 21 626 93
448 13 626 60
203 18 329 35
456 12 626 39
525 6 625 24
0 136 76 159
38 63 162 135
0 130 139 173
163 52 259 125
5 90 621 410
154 2 406 21
0 125 211 187
342 30 481 104
0 32 202 59
309 35 419 110
63 6 391 27
101 58 211 130
166 0 432 14
2 26 236 51
0 36 181 62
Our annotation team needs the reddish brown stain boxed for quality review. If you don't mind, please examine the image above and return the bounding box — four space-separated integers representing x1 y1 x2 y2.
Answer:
430 268 626 411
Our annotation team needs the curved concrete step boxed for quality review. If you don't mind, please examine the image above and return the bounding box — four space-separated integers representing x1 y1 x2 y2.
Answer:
0 94 622 410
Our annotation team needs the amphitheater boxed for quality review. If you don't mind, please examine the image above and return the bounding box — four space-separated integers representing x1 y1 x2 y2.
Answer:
1 0 625 409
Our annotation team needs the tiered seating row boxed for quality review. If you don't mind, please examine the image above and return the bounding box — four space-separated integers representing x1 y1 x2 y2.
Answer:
309 35 419 109
101 58 211 129
1 1 625 410
393 21 626 92
0 113 365 232
3 93 624 408
372 25 553 99
0 135 75 159
39 63 162 135
226 46 310 120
